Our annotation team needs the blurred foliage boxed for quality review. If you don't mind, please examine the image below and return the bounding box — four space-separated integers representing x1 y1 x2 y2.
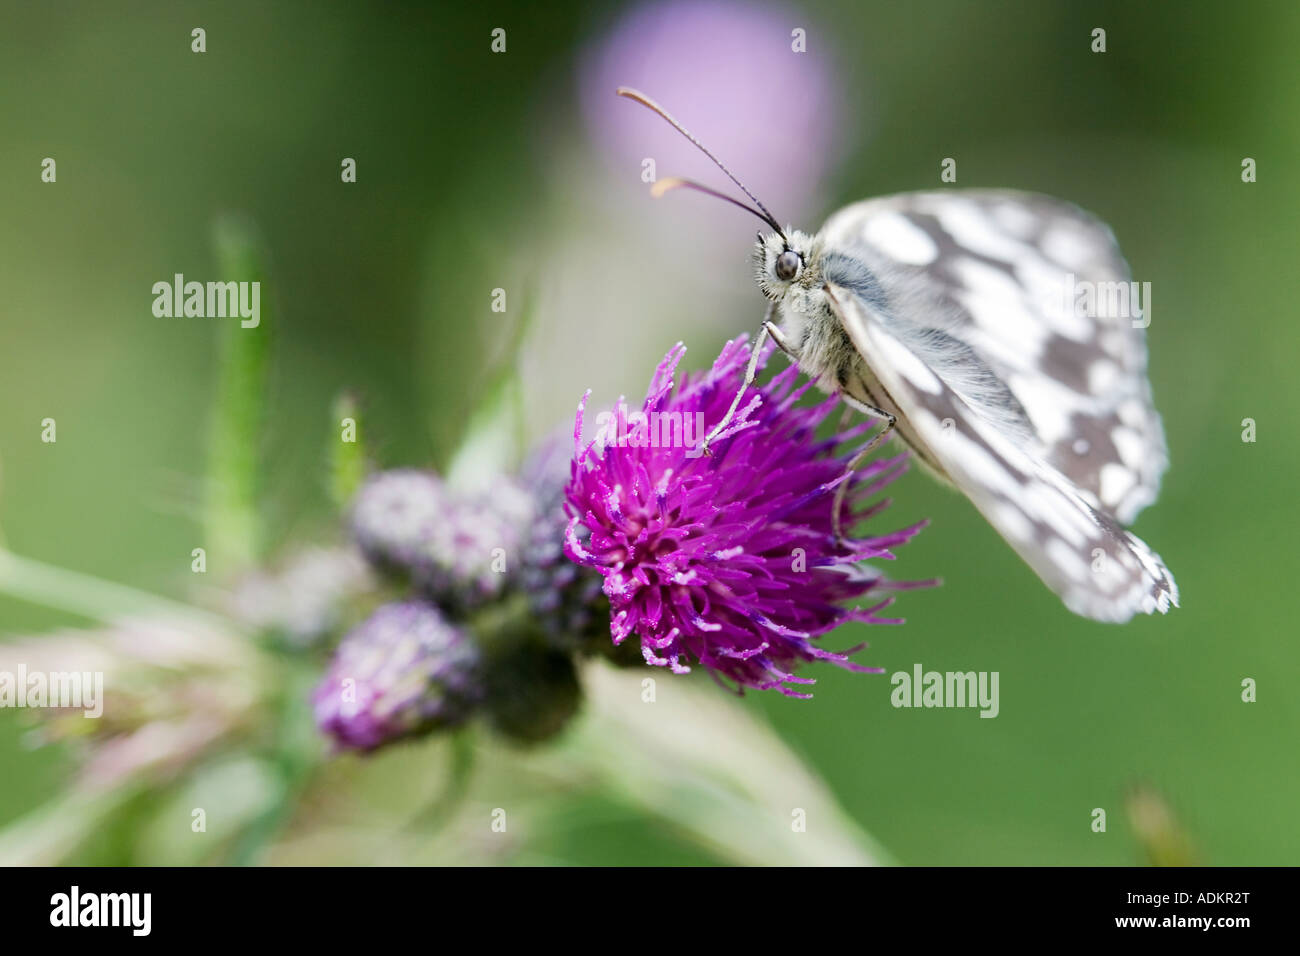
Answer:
204 215 272 570
1 0 1297 864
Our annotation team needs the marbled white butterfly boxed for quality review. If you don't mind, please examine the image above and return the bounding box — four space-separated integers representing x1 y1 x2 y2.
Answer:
619 88 1177 623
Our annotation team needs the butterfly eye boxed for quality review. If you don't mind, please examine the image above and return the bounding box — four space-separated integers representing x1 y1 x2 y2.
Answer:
775 250 801 281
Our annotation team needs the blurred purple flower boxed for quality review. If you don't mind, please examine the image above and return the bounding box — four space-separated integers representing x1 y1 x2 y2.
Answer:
313 601 482 752
228 546 373 647
350 469 446 567
350 469 533 609
581 0 849 222
563 337 930 698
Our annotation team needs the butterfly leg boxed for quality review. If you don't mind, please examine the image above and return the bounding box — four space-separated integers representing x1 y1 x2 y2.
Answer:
836 403 856 433
702 305 792 457
763 317 797 357
831 394 896 543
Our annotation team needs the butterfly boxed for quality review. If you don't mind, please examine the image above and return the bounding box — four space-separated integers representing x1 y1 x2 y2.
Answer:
618 88 1177 623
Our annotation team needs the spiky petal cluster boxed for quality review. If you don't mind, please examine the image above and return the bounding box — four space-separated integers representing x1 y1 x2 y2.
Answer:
563 337 929 697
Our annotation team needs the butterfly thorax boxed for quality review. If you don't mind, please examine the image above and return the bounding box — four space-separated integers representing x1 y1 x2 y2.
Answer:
753 231 882 395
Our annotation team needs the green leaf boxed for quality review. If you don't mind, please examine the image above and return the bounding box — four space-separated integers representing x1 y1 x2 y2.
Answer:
533 664 897 866
0 782 142 866
328 391 367 509
0 548 228 630
204 214 273 572
443 285 534 491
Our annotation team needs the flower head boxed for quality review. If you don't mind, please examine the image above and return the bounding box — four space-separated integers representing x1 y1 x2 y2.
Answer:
564 337 929 697
312 601 483 751
351 469 533 609
228 546 374 647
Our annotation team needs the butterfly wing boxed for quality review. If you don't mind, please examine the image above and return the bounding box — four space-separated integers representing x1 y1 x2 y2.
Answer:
821 190 1166 524
824 281 1177 622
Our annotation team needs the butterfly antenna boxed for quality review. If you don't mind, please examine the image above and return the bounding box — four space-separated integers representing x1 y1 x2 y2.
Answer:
650 177 782 233
616 87 786 239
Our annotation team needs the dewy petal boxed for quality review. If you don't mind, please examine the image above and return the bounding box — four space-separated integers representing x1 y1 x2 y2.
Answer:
564 335 934 697
563 517 597 564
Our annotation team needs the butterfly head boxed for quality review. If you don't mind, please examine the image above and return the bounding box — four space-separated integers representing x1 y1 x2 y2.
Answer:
754 229 821 301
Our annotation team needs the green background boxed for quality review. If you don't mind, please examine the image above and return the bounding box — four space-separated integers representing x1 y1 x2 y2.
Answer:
1 0 1296 864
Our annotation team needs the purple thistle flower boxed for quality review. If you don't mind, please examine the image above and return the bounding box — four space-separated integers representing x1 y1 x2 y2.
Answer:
563 337 931 698
312 601 482 751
